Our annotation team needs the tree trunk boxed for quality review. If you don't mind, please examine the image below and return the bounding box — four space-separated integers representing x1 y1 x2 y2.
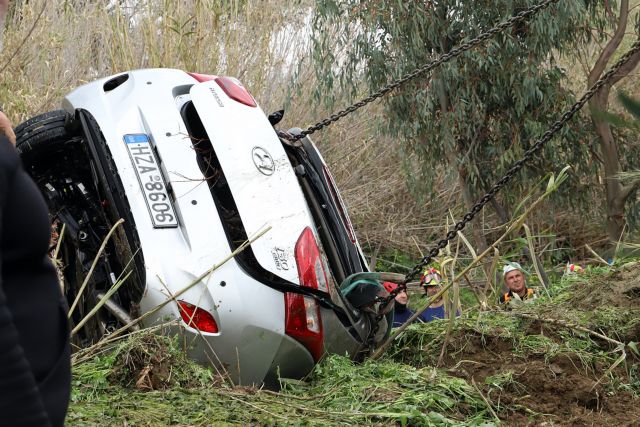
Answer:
457 161 488 253
586 0 640 243
431 35 489 256
591 109 626 241
433 14 489 255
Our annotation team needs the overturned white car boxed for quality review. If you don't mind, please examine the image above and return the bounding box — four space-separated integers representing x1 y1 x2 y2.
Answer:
16 69 392 386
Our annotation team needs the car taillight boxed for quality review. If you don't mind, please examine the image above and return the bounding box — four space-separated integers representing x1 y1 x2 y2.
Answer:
294 227 328 292
322 166 357 243
177 300 219 333
186 72 217 82
214 76 257 108
284 227 328 361
285 293 322 361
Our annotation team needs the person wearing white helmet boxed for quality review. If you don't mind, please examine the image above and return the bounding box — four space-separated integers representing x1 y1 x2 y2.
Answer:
499 262 536 306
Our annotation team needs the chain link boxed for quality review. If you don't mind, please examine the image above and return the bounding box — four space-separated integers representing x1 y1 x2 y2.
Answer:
283 0 562 144
284 0 640 351
296 0 564 350
367 39 640 346
396 38 640 291
292 0 565 349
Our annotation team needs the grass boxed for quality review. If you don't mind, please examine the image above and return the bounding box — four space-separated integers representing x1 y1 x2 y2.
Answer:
66 263 640 426
69 332 496 426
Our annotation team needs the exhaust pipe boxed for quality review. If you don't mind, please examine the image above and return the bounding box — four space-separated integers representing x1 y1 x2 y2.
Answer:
96 292 140 331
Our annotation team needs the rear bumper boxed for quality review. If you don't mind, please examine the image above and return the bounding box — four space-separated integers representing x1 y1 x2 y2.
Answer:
176 324 315 386
181 304 365 387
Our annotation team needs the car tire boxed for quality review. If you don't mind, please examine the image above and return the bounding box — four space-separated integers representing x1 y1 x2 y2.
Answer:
15 110 76 159
16 110 115 347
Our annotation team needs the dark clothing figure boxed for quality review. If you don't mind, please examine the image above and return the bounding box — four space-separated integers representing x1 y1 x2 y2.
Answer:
0 135 71 426
418 305 445 322
392 302 415 327
417 305 461 322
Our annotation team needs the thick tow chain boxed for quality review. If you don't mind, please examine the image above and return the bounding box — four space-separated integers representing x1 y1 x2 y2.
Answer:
398 39 640 286
287 0 640 353
362 38 640 348
361 40 640 356
316 0 561 354
284 0 561 144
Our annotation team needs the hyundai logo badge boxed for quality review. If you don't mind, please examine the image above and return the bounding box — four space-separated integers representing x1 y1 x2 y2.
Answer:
252 147 275 175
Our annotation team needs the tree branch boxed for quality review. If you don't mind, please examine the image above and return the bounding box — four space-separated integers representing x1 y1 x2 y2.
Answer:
588 0 629 86
607 49 640 88
620 178 640 201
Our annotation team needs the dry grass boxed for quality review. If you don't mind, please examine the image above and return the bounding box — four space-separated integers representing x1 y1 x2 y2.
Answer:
1 1 309 118
0 0 452 256
0 0 616 264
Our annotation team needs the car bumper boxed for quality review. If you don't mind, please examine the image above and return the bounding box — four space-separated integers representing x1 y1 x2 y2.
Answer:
173 324 314 386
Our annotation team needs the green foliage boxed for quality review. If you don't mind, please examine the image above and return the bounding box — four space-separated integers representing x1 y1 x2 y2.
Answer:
459 287 479 308
618 92 640 119
310 0 604 211
68 263 640 425
294 355 494 425
375 249 415 273
69 334 497 425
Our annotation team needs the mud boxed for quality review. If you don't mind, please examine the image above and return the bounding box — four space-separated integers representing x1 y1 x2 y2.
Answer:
567 267 640 312
394 266 640 425
438 332 640 426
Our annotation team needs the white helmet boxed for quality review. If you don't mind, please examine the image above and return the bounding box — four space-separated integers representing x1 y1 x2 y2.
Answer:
503 262 523 278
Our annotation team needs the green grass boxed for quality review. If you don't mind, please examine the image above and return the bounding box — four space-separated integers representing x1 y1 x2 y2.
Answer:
68 264 640 426
69 335 496 426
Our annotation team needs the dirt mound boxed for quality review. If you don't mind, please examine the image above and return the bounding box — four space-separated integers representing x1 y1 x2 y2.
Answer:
108 333 218 391
567 266 640 311
393 265 640 426
437 332 640 426
556 265 640 344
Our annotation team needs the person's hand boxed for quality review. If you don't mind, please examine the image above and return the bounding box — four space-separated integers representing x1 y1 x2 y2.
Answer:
0 111 16 145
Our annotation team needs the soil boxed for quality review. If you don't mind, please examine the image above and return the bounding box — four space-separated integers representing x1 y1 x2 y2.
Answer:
439 332 640 426
410 267 640 426
108 334 218 391
567 265 640 312
109 335 175 390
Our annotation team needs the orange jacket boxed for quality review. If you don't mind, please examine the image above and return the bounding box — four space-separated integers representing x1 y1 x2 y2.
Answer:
500 288 535 304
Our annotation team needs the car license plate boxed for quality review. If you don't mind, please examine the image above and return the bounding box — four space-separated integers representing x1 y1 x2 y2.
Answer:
124 134 178 228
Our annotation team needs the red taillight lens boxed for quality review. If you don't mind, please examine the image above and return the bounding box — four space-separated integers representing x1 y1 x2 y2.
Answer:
285 293 323 361
177 301 219 333
284 227 330 361
214 76 257 107
186 72 217 82
294 227 328 292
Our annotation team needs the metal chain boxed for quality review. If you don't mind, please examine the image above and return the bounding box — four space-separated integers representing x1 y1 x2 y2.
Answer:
286 0 640 350
380 38 640 308
290 0 567 350
283 0 561 143
361 40 640 355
